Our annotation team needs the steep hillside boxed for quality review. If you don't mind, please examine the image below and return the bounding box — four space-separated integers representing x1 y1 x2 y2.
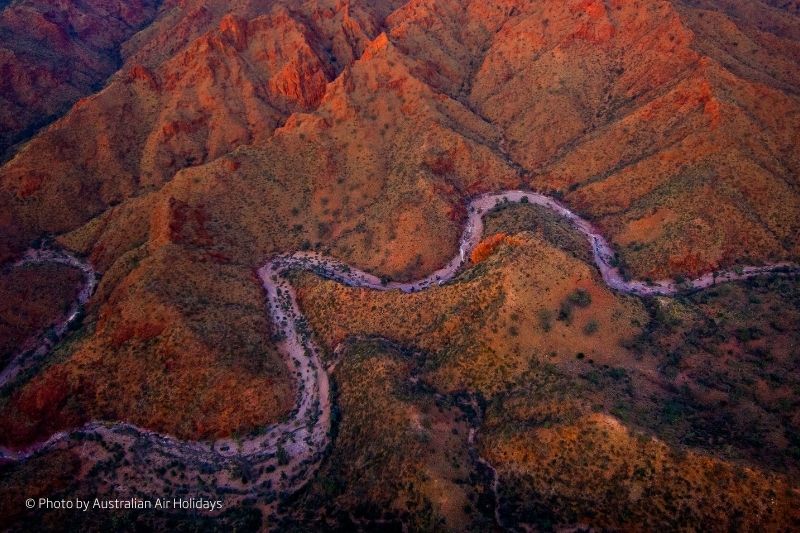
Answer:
0 0 402 262
0 0 162 158
0 0 798 530
0 262 82 368
2 0 798 271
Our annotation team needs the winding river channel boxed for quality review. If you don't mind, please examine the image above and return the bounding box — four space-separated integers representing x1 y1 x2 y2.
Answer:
1 190 797 517
0 248 97 388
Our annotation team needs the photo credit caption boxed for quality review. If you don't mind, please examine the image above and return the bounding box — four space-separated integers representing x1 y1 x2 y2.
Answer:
26 497 224 512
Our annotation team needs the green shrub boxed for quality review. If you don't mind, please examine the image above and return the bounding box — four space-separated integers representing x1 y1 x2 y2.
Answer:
557 301 573 324
569 289 592 308
537 308 554 331
583 319 599 335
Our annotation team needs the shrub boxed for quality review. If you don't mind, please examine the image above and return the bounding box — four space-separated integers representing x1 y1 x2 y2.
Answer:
569 289 592 308
557 301 573 324
583 319 599 336
277 445 290 466
537 308 554 332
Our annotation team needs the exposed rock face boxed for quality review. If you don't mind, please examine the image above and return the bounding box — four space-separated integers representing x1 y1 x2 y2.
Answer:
0 2 798 526
0 0 797 273
0 0 162 158
0 0 399 262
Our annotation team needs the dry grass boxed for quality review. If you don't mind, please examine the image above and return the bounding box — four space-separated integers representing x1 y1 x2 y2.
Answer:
284 340 490 530
0 245 293 446
486 413 799 530
0 263 83 367
295 231 646 396
0 0 798 528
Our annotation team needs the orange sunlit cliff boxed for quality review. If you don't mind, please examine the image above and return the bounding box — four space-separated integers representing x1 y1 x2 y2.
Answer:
0 0 799 530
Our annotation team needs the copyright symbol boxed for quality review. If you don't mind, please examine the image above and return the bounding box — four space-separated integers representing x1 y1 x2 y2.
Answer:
26 499 35 509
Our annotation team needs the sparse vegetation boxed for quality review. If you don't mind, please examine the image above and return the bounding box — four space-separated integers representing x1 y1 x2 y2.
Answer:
583 319 599 336
1 0 799 529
